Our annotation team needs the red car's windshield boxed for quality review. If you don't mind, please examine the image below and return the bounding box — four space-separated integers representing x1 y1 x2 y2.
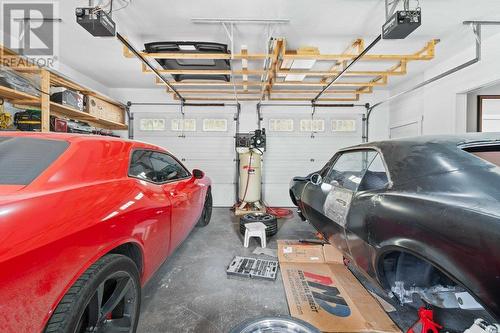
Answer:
0 136 69 185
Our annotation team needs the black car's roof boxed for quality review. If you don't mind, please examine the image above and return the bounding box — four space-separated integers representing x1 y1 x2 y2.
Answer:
344 133 500 184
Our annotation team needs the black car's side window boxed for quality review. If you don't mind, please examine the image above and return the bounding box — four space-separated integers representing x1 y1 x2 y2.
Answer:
325 150 377 191
129 150 190 183
358 153 389 191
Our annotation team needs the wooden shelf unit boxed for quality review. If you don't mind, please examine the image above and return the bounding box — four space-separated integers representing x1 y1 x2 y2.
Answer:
50 102 127 130
0 85 40 104
1 45 128 132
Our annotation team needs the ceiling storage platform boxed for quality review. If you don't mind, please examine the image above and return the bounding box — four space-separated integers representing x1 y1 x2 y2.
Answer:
122 37 438 102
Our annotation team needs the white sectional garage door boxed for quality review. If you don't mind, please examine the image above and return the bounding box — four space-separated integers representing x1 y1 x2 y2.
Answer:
261 109 364 206
133 108 236 207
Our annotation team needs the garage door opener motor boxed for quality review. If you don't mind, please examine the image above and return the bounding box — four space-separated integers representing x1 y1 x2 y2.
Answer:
235 129 266 215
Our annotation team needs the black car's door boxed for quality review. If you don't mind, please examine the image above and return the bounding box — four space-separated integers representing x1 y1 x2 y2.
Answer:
302 149 377 255
345 152 391 273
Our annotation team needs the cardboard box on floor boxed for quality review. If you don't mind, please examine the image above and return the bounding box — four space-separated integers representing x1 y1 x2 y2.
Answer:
278 240 400 333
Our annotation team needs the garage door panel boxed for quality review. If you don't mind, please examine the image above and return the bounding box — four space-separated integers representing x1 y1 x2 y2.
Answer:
262 183 294 207
133 111 236 207
184 159 235 184
261 112 363 205
262 160 323 184
211 184 236 207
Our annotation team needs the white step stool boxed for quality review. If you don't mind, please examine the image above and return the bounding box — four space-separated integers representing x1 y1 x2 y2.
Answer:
243 222 268 248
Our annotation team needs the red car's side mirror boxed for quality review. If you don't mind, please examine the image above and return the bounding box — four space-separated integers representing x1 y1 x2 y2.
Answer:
192 169 204 179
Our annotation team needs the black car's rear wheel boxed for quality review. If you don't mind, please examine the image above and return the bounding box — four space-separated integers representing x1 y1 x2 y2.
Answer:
197 188 213 227
45 254 141 333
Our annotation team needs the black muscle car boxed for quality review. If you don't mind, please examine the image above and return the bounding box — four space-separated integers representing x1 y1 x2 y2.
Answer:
289 133 500 320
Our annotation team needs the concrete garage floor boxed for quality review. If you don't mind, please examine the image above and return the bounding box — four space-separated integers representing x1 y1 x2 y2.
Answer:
137 208 485 333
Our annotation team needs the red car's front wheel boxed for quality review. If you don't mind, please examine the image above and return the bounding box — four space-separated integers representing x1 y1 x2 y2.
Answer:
45 254 141 333
197 188 213 227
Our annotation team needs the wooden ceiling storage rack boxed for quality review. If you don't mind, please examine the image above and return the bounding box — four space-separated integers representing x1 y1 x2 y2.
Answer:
123 37 438 102
0 45 127 132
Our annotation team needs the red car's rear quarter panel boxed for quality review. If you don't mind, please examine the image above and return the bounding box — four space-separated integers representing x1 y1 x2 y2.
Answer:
0 135 177 332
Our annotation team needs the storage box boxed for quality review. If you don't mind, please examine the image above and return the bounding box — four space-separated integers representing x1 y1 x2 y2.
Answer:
85 95 125 124
278 240 400 333
50 87 84 111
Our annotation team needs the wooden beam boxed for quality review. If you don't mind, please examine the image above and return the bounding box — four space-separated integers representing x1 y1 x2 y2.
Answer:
166 88 369 95
159 80 385 87
166 88 260 95
320 39 364 83
273 81 386 87
141 52 268 60
260 39 284 100
241 46 249 91
146 67 404 77
144 68 265 75
269 89 369 95
134 39 436 62
269 95 360 102
40 69 50 132
139 51 432 61
173 95 260 101
284 53 432 61
278 69 406 77
157 78 269 87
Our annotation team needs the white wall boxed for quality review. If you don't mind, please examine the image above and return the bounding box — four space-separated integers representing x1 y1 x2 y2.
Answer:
388 27 500 135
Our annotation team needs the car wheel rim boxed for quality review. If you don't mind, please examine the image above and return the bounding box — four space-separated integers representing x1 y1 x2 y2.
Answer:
232 317 320 333
75 271 138 333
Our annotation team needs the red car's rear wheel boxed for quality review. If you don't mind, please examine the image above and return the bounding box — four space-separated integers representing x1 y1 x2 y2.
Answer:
45 254 141 333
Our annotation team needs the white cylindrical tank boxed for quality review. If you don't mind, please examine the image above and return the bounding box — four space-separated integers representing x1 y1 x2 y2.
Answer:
238 149 262 203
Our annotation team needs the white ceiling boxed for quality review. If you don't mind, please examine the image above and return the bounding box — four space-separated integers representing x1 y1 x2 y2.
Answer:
57 0 500 90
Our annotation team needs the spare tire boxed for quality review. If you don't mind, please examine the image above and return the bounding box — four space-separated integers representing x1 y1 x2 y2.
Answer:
229 315 321 333
240 213 278 237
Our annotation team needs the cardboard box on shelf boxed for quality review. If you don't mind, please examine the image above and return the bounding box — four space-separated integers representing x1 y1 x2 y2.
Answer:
278 240 400 333
85 95 124 124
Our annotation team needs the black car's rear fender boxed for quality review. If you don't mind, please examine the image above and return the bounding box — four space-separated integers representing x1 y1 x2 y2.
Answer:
369 193 500 320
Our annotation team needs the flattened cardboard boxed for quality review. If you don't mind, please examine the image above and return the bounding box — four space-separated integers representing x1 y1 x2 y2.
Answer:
278 240 400 333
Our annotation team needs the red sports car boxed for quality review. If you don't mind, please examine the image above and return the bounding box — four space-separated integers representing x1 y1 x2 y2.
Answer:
0 132 213 332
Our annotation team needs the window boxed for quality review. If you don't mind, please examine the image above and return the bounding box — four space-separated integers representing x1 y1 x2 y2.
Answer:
325 150 377 191
140 119 166 131
269 119 294 132
478 96 500 132
0 137 69 185
300 119 325 132
203 119 228 132
149 152 189 182
332 119 356 132
129 150 189 183
171 119 196 132
358 153 389 191
463 144 500 167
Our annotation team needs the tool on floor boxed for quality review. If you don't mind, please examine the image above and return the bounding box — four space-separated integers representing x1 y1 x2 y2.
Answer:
252 247 277 258
407 305 442 333
243 222 268 248
299 239 327 245
464 319 500 333
226 256 279 281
